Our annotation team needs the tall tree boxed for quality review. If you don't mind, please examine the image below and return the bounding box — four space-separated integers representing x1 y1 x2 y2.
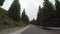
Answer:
30 19 36 24
37 6 42 25
22 9 29 24
54 0 60 26
8 0 20 21
0 0 5 6
41 0 54 26
55 0 60 17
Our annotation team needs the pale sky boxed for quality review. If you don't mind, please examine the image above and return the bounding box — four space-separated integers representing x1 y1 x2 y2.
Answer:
2 0 55 21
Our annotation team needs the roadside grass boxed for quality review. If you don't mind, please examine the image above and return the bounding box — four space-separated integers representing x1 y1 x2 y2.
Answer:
0 7 28 29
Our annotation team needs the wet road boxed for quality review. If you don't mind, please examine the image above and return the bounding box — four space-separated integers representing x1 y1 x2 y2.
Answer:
21 24 60 34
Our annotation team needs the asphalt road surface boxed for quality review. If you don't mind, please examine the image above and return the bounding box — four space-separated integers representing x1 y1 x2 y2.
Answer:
21 24 60 34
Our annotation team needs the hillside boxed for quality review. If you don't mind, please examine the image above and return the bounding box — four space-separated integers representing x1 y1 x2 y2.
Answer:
0 7 15 28
0 7 27 29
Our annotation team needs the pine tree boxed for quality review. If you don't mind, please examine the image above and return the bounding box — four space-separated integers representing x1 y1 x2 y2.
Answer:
8 0 20 21
37 6 42 25
55 0 60 17
41 0 54 26
54 0 60 26
0 0 5 6
22 9 29 24
30 19 35 24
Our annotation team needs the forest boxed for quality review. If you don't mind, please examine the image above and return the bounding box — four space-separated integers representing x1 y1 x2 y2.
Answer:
31 0 60 27
0 0 60 29
0 0 29 28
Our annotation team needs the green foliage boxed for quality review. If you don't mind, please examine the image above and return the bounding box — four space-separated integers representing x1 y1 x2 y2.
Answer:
22 9 29 24
0 7 27 27
37 6 42 25
36 0 60 27
0 0 5 6
8 0 20 21
55 0 60 17
0 0 28 28
41 0 54 26
52 0 60 26
30 19 37 25
36 0 55 26
0 7 15 26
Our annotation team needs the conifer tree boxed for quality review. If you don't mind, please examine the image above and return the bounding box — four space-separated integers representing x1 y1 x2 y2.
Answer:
37 6 42 25
41 0 54 26
0 0 5 6
55 0 60 17
22 9 29 24
8 0 20 21
54 0 60 26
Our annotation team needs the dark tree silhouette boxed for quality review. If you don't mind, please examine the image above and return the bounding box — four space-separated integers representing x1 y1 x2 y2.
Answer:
55 0 60 17
39 0 54 26
22 9 29 24
37 6 42 25
53 0 60 27
8 0 21 21
33 0 55 26
0 0 5 6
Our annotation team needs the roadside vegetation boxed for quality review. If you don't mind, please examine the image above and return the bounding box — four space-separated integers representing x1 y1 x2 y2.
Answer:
0 0 29 29
30 0 60 27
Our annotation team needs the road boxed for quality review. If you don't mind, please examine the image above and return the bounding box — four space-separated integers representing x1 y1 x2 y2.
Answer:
0 27 23 34
21 24 60 34
0 26 29 34
0 24 60 34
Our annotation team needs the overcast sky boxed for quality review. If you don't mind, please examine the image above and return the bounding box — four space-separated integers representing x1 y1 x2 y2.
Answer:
2 0 55 21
